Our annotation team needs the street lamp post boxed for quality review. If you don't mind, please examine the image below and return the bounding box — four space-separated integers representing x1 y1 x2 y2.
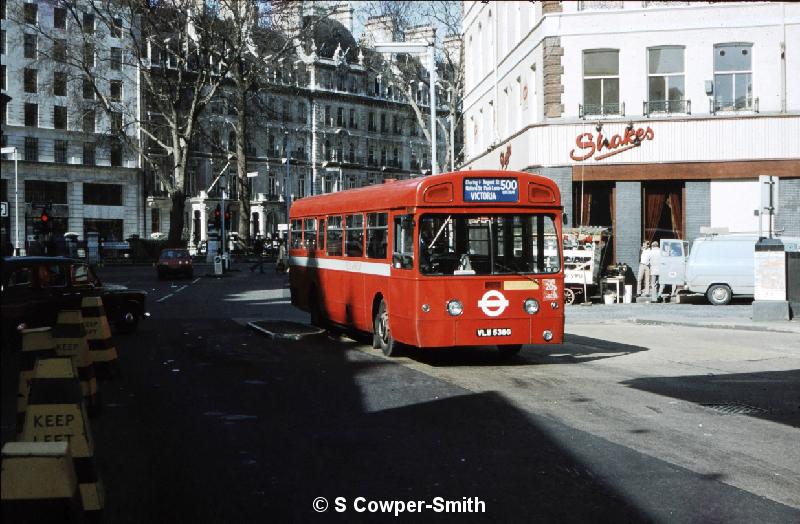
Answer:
1 146 20 255
206 154 235 267
283 131 291 226
374 41 438 176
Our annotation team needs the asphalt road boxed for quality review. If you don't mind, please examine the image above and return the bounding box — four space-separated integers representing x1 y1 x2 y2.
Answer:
3 262 798 523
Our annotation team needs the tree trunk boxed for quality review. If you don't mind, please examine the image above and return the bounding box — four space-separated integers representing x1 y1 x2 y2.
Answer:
168 190 186 246
235 87 250 243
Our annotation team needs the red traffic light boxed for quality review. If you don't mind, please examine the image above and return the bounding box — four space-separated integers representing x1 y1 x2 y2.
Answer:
40 211 49 223
214 209 221 218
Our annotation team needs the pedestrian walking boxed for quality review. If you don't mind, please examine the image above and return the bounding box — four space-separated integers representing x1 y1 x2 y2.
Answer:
649 241 662 301
250 237 265 274
637 241 651 296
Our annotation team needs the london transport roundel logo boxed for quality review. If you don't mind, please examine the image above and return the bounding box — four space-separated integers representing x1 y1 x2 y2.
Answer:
478 290 509 317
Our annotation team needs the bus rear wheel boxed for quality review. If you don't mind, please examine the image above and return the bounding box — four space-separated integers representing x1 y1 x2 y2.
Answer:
373 300 397 357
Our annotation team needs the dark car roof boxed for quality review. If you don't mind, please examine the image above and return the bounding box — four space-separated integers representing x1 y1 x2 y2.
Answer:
2 256 85 265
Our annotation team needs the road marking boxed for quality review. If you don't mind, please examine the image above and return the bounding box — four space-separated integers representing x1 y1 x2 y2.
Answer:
175 285 188 293
192 277 201 284
156 293 174 303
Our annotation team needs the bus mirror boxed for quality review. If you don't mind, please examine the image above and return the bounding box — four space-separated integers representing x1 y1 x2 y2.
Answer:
392 254 402 269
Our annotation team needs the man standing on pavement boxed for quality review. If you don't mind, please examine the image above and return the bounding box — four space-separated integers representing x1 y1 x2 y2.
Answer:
649 240 661 301
250 237 266 273
637 241 651 296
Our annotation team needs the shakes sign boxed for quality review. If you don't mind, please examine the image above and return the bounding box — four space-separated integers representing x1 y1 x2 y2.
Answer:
570 125 654 162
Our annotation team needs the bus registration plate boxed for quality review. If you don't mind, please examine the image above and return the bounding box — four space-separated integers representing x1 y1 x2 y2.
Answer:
464 178 519 202
477 328 512 337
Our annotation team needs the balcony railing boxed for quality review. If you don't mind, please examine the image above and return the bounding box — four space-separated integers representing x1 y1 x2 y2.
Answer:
709 97 759 115
579 102 625 119
643 99 691 117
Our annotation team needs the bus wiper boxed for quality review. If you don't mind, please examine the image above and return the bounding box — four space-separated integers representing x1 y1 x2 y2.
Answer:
493 260 539 283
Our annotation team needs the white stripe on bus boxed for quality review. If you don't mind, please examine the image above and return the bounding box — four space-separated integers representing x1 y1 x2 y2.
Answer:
290 256 392 277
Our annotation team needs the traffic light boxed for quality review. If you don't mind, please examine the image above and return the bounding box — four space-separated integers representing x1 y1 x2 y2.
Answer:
40 210 51 233
224 209 231 229
214 204 221 229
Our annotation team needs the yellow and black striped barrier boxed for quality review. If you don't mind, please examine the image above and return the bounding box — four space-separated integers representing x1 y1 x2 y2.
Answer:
52 310 100 417
20 357 105 522
17 327 58 438
1 441 86 523
81 296 119 380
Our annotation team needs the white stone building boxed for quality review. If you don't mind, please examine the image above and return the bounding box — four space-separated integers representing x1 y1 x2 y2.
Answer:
461 1 800 268
1 0 143 255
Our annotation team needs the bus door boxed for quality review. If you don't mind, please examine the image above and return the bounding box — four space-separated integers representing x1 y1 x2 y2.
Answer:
388 213 417 343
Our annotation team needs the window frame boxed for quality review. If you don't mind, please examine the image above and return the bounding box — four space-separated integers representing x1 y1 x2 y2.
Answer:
713 42 754 112
582 49 620 116
325 215 343 256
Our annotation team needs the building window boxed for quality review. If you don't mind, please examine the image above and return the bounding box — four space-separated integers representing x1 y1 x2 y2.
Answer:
83 13 95 34
110 47 122 70
646 46 687 115
53 38 67 62
337 107 344 127
368 112 376 132
324 105 331 126
24 68 37 93
83 78 94 99
54 72 66 96
24 103 38 127
54 7 66 29
83 143 96 166
582 49 620 116
151 208 160 233
111 17 122 38
83 110 95 133
349 108 356 129
0 66 5 94
25 180 67 203
54 140 68 163
84 219 124 241
23 2 37 24
714 43 754 112
380 113 387 133
24 33 36 58
24 137 38 161
54 105 67 129
1 29 5 55
111 112 122 133
110 80 122 101
110 142 122 167
84 183 122 205
84 43 95 67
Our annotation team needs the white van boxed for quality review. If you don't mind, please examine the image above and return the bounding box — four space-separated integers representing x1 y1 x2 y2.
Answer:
658 234 797 306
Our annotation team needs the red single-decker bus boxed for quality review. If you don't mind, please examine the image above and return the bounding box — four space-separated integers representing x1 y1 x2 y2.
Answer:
289 170 564 356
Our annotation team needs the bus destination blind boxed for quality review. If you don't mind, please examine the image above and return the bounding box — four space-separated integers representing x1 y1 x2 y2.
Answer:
463 178 519 203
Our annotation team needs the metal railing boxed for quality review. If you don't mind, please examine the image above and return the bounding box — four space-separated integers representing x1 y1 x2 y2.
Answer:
579 102 625 119
643 99 691 117
709 97 759 115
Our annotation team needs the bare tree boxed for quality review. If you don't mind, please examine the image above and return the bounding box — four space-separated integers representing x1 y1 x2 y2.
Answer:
354 1 464 172
17 0 233 245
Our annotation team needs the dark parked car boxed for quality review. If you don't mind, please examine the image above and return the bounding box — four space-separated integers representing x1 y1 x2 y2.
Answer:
156 248 193 279
1 256 147 336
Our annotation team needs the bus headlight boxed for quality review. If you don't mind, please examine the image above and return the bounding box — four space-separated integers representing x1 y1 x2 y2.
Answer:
524 298 540 314
447 299 464 316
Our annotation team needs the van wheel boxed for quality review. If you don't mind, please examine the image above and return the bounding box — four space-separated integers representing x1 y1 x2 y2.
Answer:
564 288 575 305
373 300 397 357
707 284 732 306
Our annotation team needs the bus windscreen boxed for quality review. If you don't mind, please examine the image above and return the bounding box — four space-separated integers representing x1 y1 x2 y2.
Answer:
419 214 560 276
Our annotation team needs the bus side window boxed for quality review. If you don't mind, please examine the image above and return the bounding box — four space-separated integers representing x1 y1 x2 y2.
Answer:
304 218 317 250
290 219 303 249
392 215 414 269
318 218 325 250
366 212 388 259
326 216 343 256
345 214 364 257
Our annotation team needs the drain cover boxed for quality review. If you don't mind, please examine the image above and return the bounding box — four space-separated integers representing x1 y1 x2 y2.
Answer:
700 402 768 415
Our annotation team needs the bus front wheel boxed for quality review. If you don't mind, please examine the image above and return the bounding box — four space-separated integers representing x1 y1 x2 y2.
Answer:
373 300 397 357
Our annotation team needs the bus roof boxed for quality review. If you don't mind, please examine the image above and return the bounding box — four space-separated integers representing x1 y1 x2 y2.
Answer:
290 170 561 218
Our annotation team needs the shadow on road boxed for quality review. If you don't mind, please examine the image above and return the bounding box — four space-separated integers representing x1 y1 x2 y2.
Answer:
399 333 648 368
622 369 800 428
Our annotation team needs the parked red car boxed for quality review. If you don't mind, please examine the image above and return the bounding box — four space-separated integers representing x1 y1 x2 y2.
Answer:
156 248 193 279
